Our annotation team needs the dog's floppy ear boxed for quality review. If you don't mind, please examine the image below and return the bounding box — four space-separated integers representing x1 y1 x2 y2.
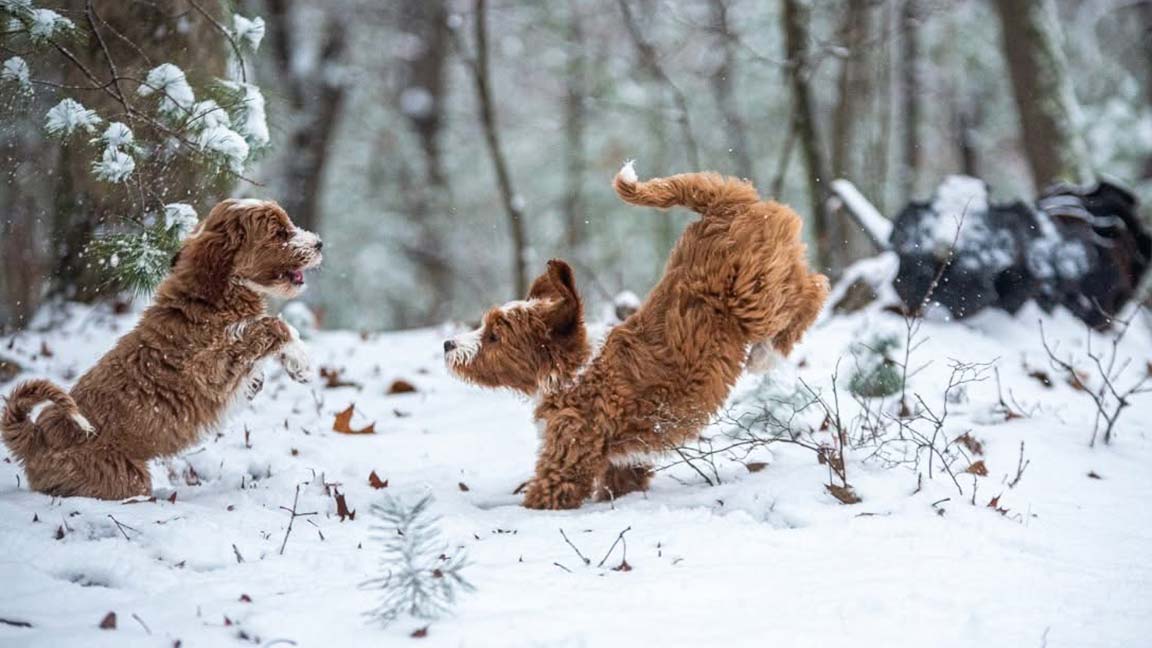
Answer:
529 259 583 335
177 201 243 303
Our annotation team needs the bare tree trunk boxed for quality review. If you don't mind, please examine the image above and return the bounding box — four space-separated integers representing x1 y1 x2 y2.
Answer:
1140 1 1152 181
463 0 528 296
829 1 877 265
393 0 456 323
994 0 1091 188
782 0 833 272
618 0 701 170
708 0 754 180
265 0 347 233
899 0 921 200
563 0 588 252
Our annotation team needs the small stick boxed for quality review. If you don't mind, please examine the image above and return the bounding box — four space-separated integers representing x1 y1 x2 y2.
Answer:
558 529 590 565
131 613 151 635
232 544 245 564
278 485 318 556
597 526 632 568
552 562 573 573
107 514 137 540
1008 441 1030 488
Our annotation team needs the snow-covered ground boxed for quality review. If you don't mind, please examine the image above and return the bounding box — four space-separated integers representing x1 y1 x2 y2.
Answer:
2 298 1152 647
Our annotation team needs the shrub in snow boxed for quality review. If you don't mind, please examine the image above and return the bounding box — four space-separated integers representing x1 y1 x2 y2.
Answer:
2 0 272 293
847 335 902 399
362 494 473 626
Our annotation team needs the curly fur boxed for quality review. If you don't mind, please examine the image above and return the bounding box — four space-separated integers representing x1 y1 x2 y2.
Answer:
1 200 322 499
447 165 828 509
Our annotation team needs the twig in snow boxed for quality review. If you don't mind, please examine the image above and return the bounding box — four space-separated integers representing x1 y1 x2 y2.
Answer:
596 527 632 569
558 528 590 566
1008 441 1030 489
131 613 151 635
278 484 318 556
232 544 245 564
107 514 137 540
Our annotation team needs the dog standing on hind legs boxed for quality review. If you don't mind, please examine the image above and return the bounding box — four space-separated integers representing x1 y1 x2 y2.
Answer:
445 162 828 509
1 199 322 499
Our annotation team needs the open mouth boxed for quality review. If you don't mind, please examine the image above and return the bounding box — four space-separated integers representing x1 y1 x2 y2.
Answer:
285 269 306 286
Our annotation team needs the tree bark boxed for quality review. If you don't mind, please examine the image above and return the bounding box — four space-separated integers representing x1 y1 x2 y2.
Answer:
782 0 833 272
563 0 588 252
392 0 455 323
708 0 754 181
265 0 348 233
466 0 529 297
899 0 921 199
830 0 878 265
994 0 1091 188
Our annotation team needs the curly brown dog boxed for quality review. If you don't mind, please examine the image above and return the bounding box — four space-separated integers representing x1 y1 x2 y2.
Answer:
445 163 828 509
1 199 322 499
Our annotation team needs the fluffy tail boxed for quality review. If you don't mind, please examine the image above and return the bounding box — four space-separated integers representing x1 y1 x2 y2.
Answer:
613 160 760 215
1 379 93 462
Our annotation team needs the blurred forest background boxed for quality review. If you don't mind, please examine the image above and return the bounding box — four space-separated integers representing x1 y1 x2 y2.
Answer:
1 0 1150 332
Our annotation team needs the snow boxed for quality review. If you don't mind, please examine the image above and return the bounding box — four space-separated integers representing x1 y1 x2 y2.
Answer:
26 8 73 40
1 56 30 92
162 204 198 240
400 86 434 118
137 64 195 116
97 122 134 149
830 178 892 247
218 81 269 147
618 159 638 183
2 301 1152 646
196 124 250 174
231 14 265 52
44 98 101 137
190 100 232 131
90 146 135 184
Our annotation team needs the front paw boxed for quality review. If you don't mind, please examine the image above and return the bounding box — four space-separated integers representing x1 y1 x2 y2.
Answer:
278 323 312 383
522 479 588 510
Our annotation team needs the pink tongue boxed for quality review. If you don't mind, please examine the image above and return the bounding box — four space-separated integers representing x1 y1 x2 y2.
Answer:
290 270 304 285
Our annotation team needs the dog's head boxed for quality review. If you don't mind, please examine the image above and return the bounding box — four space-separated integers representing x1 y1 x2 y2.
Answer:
174 199 323 302
445 259 589 395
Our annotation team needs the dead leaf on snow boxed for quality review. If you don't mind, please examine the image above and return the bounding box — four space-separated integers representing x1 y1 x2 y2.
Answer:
333 404 375 435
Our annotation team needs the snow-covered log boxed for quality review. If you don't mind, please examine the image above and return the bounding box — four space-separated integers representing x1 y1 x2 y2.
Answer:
829 179 892 251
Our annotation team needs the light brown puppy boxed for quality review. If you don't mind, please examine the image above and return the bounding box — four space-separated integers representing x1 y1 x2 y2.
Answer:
446 164 828 509
1 199 322 499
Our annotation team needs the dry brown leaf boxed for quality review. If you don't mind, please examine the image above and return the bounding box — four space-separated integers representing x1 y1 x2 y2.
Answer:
955 433 984 456
458 482 470 492
1028 370 1053 388
745 462 768 473
334 490 356 521
387 379 418 395
411 626 429 638
1087 471 1102 480
368 471 388 489
320 366 362 390
826 483 861 504
333 404 376 435
964 460 989 476
98 612 116 630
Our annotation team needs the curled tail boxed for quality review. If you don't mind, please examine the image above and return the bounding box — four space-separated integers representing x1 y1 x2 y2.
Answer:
613 160 760 215
2 379 93 462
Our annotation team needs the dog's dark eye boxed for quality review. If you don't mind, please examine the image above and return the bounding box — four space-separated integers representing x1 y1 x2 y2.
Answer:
486 331 499 344
277 228 292 240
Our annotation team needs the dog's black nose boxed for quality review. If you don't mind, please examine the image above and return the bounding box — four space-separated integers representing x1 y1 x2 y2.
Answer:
314 240 324 251
443 340 457 353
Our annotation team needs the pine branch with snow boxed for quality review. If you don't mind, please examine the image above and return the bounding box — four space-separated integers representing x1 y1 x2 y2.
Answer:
362 494 473 626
